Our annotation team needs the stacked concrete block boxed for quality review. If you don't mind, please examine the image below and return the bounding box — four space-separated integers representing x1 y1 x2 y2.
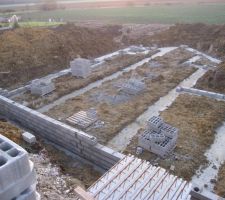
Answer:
129 45 146 53
30 79 55 96
0 134 39 200
70 58 92 78
138 116 179 158
0 95 123 170
119 78 146 95
147 116 163 131
0 88 9 97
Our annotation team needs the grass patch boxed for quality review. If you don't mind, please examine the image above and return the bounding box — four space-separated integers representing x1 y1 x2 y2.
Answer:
19 21 64 27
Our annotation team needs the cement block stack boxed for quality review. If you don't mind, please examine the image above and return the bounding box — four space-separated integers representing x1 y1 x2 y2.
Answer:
70 58 92 78
0 134 39 200
30 79 55 96
119 78 146 95
138 116 179 158
0 88 9 97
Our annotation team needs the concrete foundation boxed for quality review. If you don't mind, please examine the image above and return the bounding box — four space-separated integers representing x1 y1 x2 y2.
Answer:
177 87 225 101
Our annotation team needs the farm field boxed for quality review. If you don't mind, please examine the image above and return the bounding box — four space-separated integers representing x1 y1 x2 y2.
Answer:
1 4 225 24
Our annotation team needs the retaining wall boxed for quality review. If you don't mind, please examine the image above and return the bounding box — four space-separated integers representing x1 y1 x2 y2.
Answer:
0 95 124 170
177 87 225 101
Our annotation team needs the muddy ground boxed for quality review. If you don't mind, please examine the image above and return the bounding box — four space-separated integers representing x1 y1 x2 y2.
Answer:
0 120 101 200
124 94 225 181
13 50 157 109
195 62 225 94
47 47 196 144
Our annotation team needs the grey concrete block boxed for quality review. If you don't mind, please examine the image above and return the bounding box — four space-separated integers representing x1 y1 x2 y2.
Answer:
14 184 39 200
147 116 163 131
22 132 36 144
0 135 36 200
71 58 92 78
30 79 55 96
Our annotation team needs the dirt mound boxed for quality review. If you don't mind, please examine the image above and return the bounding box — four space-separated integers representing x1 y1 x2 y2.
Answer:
0 24 121 89
195 62 225 93
124 23 225 58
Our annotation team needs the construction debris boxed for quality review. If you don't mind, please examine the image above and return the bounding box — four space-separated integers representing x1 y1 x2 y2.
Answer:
138 116 179 158
70 58 92 78
22 132 36 144
118 78 146 95
30 79 55 96
66 109 98 129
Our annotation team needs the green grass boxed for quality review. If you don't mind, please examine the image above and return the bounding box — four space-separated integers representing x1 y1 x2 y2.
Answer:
0 21 64 28
19 21 64 27
1 4 225 24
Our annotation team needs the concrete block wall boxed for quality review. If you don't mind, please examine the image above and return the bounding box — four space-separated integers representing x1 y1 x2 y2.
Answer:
0 95 124 170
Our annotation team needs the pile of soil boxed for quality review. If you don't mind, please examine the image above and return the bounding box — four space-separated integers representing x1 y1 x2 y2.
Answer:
195 62 225 93
124 23 225 59
0 24 121 89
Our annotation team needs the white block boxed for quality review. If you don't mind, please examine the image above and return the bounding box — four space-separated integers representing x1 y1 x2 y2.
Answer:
22 132 36 144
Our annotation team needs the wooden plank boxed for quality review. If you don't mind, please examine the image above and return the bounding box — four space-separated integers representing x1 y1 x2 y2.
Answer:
75 186 96 200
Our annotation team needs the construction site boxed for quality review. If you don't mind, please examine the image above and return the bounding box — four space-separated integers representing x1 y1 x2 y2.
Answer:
1 0 225 199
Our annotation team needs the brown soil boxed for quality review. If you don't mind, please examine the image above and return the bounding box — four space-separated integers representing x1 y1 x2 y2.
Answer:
0 120 22 144
124 23 225 59
0 24 121 89
195 62 225 94
13 51 157 109
2 22 225 91
47 47 196 144
215 164 225 197
124 94 225 181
